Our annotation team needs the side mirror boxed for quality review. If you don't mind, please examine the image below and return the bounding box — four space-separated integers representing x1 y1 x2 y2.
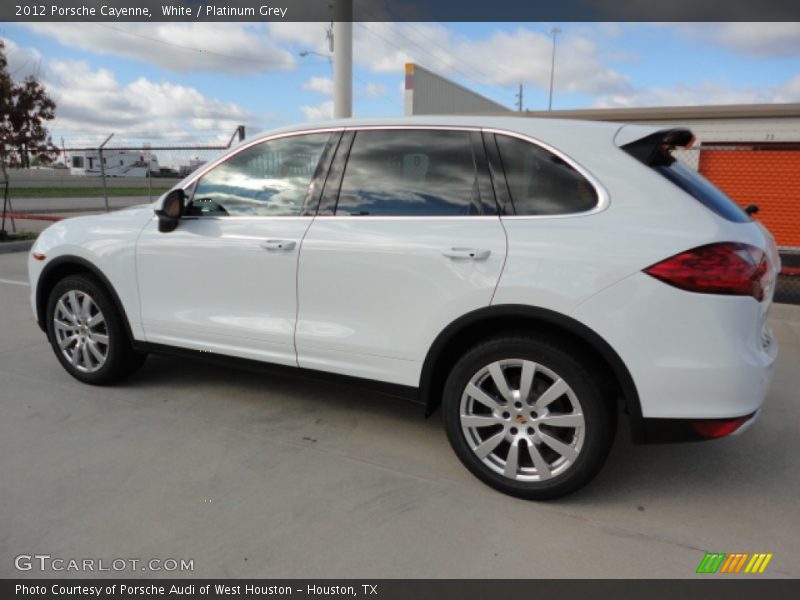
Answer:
155 189 185 233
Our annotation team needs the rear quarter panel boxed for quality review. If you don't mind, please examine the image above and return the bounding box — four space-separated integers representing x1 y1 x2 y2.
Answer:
491 128 732 312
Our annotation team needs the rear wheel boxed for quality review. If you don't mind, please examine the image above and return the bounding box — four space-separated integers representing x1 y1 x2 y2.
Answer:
443 336 615 499
46 274 146 385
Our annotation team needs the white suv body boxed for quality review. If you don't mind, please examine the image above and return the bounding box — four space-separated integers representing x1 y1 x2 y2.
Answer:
28 116 780 498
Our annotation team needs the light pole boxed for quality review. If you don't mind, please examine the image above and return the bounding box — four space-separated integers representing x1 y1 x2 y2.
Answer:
548 27 561 111
299 50 332 71
332 0 353 119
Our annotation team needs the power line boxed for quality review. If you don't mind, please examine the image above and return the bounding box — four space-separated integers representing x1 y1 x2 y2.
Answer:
390 20 513 98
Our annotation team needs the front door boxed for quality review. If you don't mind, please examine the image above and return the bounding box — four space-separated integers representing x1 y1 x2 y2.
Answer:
136 131 338 366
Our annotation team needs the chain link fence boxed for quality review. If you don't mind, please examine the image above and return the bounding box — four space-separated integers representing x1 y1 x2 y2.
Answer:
674 144 800 304
1 127 244 236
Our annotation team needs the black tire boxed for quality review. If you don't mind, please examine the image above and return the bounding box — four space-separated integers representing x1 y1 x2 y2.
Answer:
443 335 615 500
45 274 146 385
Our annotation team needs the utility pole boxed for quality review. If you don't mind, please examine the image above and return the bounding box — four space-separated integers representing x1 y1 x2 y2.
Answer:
332 0 352 119
515 84 524 112
548 27 561 111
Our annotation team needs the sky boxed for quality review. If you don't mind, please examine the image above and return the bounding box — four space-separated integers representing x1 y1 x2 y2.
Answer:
1 21 799 148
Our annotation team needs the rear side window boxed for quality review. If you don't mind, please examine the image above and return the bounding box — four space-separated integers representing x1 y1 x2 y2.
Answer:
335 129 481 216
495 134 598 216
654 160 751 224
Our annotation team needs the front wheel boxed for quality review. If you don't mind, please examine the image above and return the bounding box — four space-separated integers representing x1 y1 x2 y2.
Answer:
46 274 146 385
443 336 615 500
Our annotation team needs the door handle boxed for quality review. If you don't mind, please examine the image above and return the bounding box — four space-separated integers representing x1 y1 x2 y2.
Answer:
442 247 491 260
260 239 297 251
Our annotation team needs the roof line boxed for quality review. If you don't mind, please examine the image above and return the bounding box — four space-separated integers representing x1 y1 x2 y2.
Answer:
476 103 800 121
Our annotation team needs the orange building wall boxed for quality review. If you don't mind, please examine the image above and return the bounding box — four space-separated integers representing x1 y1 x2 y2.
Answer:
699 149 800 248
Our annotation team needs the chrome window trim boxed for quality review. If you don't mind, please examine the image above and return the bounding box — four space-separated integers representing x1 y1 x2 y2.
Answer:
344 125 482 132
177 216 316 222
311 215 502 221
177 124 609 221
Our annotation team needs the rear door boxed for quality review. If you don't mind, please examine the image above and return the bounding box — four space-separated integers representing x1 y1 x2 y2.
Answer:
295 127 507 386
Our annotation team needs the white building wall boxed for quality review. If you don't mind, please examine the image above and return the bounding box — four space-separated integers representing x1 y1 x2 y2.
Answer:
619 117 800 145
404 63 509 116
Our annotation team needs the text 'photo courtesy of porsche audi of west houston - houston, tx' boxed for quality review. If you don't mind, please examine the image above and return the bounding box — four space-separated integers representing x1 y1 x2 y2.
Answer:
27 116 780 499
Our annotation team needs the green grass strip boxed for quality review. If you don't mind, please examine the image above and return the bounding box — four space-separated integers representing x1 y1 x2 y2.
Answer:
9 187 172 198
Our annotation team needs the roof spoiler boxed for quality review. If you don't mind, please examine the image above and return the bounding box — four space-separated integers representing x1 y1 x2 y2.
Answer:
620 128 695 166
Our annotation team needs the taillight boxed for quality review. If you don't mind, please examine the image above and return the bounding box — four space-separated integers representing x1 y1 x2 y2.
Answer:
692 415 751 438
644 242 770 301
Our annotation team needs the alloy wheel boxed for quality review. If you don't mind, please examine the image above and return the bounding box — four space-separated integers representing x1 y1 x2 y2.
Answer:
53 290 110 373
459 359 585 482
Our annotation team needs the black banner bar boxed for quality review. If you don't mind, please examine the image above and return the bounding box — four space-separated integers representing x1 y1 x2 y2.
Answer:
1 0 799 22
4 580 800 600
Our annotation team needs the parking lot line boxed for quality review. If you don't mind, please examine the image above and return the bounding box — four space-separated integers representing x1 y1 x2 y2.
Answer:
0 278 29 286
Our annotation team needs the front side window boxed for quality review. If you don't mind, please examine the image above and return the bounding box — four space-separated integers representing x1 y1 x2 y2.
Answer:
335 129 481 216
495 134 598 216
189 133 330 217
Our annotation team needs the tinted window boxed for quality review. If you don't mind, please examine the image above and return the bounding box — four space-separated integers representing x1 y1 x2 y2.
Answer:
190 133 330 217
655 160 750 223
335 130 481 216
495 135 598 215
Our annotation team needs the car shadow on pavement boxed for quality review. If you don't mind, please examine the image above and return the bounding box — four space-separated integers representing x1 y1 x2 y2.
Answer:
558 411 791 507
116 353 792 506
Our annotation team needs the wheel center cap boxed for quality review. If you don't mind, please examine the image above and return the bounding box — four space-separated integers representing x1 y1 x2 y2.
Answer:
514 414 527 425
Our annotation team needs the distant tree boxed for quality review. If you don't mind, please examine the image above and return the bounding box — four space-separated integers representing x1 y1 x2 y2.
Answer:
0 41 13 178
0 40 58 168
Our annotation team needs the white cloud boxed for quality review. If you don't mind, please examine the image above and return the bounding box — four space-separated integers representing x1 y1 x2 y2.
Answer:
2 37 256 143
43 60 252 142
19 23 297 74
364 82 387 97
673 23 800 58
265 22 632 96
591 75 800 108
1 37 44 80
302 76 334 96
300 100 334 121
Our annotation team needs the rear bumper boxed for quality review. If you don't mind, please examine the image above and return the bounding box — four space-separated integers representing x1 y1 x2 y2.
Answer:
634 409 761 444
571 272 777 442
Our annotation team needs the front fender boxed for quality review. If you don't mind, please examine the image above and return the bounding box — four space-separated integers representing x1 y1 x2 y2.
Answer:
29 208 153 339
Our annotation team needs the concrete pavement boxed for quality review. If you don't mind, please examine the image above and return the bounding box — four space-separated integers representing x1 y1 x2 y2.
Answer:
1 250 798 579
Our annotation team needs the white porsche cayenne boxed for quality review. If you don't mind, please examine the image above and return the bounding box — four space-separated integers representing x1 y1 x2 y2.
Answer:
28 116 780 499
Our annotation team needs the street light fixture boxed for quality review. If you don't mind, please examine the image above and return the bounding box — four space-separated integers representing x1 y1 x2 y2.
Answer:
299 50 333 78
299 50 332 62
548 27 561 111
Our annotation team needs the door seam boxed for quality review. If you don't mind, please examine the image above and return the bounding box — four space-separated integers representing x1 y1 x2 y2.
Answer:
293 215 316 368
489 216 510 306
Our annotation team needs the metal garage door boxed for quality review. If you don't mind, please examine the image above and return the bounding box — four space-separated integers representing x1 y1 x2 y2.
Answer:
698 144 800 249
